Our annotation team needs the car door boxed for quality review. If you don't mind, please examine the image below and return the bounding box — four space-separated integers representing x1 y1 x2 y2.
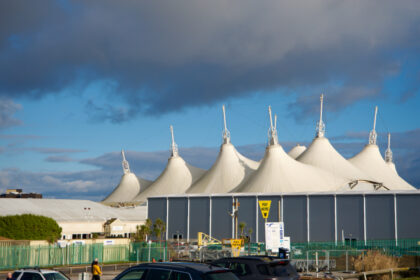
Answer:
228 262 254 280
145 269 171 280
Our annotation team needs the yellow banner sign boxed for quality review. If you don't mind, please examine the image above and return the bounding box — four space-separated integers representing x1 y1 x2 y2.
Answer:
259 200 271 219
230 239 242 257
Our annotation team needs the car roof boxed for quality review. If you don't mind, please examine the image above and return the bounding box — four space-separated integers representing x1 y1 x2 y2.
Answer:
131 262 230 273
15 269 58 273
213 256 289 264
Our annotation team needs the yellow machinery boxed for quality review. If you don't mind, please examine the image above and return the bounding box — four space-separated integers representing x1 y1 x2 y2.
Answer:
197 232 222 247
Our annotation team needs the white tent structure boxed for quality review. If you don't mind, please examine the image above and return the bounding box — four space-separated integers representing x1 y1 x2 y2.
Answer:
296 94 374 189
134 126 206 203
186 105 259 194
385 133 397 173
234 106 348 193
349 107 415 190
287 144 306 159
102 150 152 205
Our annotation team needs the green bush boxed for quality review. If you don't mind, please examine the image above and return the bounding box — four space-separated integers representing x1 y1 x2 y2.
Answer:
0 214 62 242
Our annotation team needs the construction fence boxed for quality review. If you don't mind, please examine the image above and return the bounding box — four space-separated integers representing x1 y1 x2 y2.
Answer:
1 239 419 271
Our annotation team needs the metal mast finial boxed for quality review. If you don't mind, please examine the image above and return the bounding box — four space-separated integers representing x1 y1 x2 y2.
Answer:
368 106 378 145
268 106 278 145
121 150 130 174
170 125 179 157
385 132 393 163
222 105 231 144
316 93 325 137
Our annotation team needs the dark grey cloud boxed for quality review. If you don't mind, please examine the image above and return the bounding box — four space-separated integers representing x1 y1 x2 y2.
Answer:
28 147 86 154
0 98 22 129
1 1 420 121
45 155 75 163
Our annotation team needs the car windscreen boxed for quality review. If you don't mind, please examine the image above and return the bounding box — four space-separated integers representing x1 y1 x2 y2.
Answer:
43 272 69 280
203 271 239 280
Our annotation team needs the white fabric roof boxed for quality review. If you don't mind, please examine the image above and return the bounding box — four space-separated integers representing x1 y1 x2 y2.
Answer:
387 161 398 174
287 144 307 159
186 143 259 194
0 199 147 222
234 143 349 193
102 173 152 204
349 144 415 190
133 155 205 203
297 136 371 182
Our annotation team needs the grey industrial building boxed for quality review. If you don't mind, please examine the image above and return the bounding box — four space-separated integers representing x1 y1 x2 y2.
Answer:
148 191 420 244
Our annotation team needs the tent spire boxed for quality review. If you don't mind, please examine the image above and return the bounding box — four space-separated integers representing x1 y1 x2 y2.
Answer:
121 149 130 174
268 106 278 145
316 93 326 137
385 132 393 163
222 105 231 144
368 106 378 145
170 125 179 157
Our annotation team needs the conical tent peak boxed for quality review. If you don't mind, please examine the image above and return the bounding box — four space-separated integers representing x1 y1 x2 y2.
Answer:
222 105 231 144
170 125 179 157
121 149 130 174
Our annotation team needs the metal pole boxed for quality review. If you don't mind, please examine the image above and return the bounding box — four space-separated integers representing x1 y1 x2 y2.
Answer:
306 251 309 273
256 196 259 243
394 194 398 246
307 195 310 243
148 241 151 262
166 197 169 241
209 196 212 238
334 195 337 246
363 195 367 246
187 197 190 242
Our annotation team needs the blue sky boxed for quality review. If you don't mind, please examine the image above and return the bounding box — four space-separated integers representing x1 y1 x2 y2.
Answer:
0 1 419 200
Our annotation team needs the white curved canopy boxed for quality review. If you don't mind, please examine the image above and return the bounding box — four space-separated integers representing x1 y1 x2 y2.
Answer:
134 155 205 203
102 150 153 204
288 144 307 159
186 143 259 194
102 173 152 204
233 143 348 193
297 136 371 182
349 144 415 190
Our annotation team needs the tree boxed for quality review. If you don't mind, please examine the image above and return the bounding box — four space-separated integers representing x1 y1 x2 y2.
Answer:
0 214 62 243
153 218 166 244
239 222 246 239
144 218 153 241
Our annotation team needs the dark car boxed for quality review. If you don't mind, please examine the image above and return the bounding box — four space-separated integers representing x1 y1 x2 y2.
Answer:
211 257 300 280
112 262 240 280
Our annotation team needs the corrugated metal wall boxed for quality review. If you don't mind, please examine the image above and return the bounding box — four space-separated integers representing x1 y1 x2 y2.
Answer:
148 192 420 243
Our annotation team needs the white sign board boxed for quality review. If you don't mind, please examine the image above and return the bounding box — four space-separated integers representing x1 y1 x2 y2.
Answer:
279 222 285 240
112 226 123 231
103 240 115 246
265 222 281 253
279 236 291 252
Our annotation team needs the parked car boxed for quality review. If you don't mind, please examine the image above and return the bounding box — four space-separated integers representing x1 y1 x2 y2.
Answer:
12 268 70 280
113 262 240 280
210 256 300 280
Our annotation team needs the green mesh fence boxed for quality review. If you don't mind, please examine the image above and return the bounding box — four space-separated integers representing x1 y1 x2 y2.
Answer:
0 242 168 270
290 238 420 259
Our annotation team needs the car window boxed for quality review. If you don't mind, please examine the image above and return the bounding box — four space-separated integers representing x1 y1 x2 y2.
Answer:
43 273 68 280
12 272 22 279
256 264 273 276
117 269 147 280
272 264 297 277
212 261 230 269
203 272 239 280
169 272 191 280
146 269 170 280
229 262 251 276
20 272 43 280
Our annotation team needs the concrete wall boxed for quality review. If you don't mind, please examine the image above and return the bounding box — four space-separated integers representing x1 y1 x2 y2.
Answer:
148 191 420 243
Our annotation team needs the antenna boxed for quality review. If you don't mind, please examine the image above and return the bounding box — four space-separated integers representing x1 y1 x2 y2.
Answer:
121 150 130 174
170 125 179 157
316 93 325 137
368 106 378 145
385 132 393 163
268 106 278 145
222 105 231 144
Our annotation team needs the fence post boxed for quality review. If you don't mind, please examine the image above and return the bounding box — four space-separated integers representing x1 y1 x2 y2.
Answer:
345 250 349 272
148 241 151 262
306 251 309 273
